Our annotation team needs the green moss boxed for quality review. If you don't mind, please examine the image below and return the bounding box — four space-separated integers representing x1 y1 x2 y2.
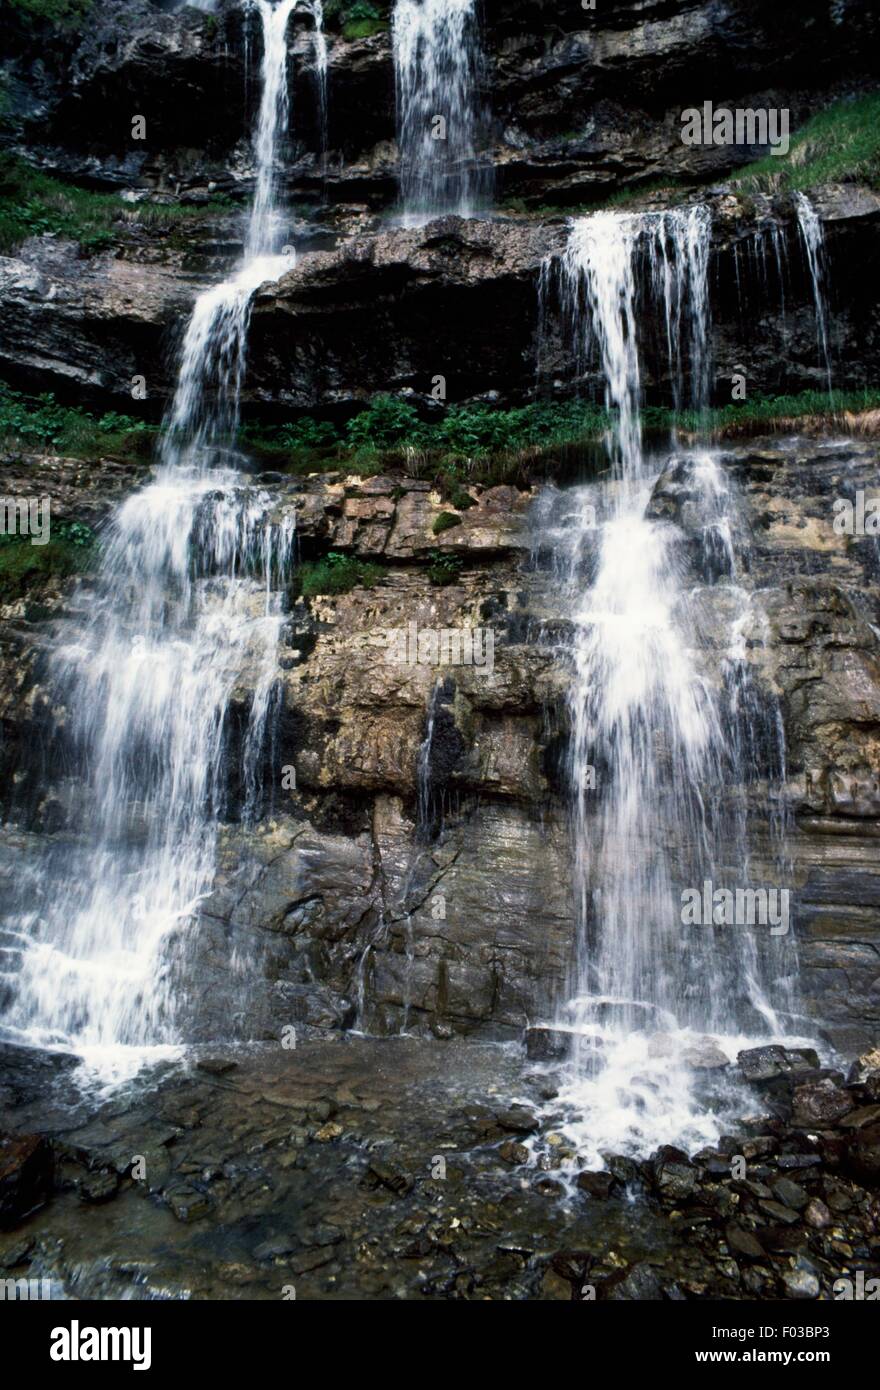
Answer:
733 92 880 194
432 511 462 535
0 521 97 602
446 486 476 511
296 551 386 597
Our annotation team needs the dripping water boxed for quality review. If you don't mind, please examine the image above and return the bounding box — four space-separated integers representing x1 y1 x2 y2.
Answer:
794 192 834 394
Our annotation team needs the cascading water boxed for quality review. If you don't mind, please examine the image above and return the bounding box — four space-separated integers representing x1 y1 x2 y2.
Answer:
540 207 802 1163
392 0 490 225
794 192 834 394
731 197 833 391
0 0 324 1073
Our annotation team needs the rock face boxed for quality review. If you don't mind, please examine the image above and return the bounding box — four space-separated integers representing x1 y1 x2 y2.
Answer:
3 432 880 1050
7 0 880 210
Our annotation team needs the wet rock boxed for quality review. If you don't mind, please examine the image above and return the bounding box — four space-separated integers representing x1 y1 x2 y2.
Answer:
790 1079 854 1129
0 1134 53 1229
79 1169 119 1205
783 1267 820 1300
602 1154 642 1188
576 1171 616 1199
804 1198 832 1229
770 1177 809 1211
495 1106 539 1135
839 1104 880 1130
653 1148 697 1202
737 1045 818 1083
682 1038 730 1070
726 1224 766 1260
164 1184 211 1224
776 1151 823 1172
195 1057 238 1077
845 1122 880 1182
313 1122 343 1142
253 1236 298 1262
605 1263 665 1301
0 1043 79 1108
362 1162 414 1197
759 1200 801 1227
497 1140 530 1166
846 1046 880 1088
524 1026 571 1062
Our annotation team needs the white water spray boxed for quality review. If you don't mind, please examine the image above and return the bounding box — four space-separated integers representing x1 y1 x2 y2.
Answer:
794 192 833 394
392 0 489 225
0 0 325 1072
541 207 801 1160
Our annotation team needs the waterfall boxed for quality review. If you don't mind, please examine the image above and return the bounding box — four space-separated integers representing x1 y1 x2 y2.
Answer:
794 192 834 394
392 0 489 225
543 207 800 1163
0 0 324 1072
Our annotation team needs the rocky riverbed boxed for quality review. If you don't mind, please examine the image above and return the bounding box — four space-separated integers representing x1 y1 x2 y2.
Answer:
1 1037 879 1300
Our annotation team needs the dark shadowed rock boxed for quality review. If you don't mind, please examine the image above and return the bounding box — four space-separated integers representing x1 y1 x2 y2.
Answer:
726 1224 766 1260
576 1171 616 1199
525 1026 572 1062
0 1134 54 1229
845 1123 880 1182
790 1079 854 1129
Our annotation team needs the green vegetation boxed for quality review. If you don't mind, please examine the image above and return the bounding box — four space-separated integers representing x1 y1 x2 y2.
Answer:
323 0 386 40
0 519 97 602
425 550 463 587
6 0 92 24
0 154 236 254
295 550 386 597
241 388 880 483
733 92 880 195
692 388 880 438
6 383 880 481
0 383 156 460
432 510 462 535
502 92 880 219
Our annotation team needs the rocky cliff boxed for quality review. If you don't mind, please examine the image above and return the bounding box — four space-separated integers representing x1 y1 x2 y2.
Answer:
1 0 880 1306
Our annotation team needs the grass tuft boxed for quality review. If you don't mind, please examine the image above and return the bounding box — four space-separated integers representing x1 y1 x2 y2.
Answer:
733 92 880 194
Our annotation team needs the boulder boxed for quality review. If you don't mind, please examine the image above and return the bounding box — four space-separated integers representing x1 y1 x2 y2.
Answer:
0 1134 54 1229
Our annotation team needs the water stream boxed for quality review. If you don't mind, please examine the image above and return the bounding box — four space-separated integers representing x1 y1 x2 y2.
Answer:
0 0 324 1074
392 0 489 224
539 208 804 1162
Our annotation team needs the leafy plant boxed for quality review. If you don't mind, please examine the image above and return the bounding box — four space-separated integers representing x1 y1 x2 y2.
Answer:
340 1 385 39
296 551 386 597
345 394 424 452
425 549 463 587
0 382 155 460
